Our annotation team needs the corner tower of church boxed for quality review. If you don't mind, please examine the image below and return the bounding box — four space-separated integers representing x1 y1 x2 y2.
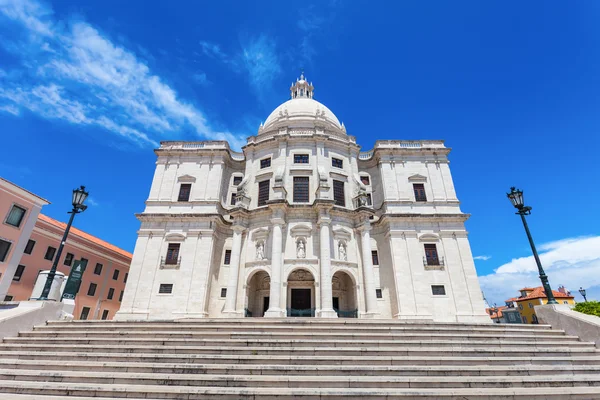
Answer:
116 74 489 323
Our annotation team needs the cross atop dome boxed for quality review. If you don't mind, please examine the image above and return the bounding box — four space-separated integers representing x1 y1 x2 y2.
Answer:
290 71 314 99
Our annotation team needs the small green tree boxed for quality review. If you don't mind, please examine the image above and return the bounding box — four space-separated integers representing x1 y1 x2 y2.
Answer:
573 301 600 317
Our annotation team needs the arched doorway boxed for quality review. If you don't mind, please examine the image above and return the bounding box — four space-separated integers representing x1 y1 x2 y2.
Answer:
245 270 270 317
286 268 315 317
332 271 357 318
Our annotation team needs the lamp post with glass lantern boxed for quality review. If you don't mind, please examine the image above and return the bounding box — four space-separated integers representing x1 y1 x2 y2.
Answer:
39 186 89 300
579 287 588 302
506 187 558 305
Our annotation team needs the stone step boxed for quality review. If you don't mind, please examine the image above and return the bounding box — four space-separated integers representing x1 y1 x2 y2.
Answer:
2 369 600 389
2 358 600 376
1 343 597 357
0 380 600 399
2 351 600 366
5 336 593 349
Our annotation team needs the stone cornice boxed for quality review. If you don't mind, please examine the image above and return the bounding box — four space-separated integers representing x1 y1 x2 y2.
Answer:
375 213 470 225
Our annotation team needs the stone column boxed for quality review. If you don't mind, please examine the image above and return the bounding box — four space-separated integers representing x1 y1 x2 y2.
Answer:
223 224 244 317
265 209 286 317
358 216 378 318
317 208 337 318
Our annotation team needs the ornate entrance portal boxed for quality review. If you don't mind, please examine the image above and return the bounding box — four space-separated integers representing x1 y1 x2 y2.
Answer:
286 269 315 317
245 270 270 317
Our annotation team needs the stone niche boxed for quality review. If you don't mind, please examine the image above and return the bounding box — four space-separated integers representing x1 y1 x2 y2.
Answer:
289 224 312 260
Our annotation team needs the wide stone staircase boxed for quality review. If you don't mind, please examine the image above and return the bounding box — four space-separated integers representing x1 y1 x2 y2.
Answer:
0 319 599 399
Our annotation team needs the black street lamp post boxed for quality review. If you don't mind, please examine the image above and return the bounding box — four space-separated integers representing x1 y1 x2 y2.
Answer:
579 287 587 302
39 186 88 300
506 187 558 305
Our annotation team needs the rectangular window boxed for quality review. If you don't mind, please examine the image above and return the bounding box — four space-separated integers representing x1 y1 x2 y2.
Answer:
424 244 440 265
431 285 446 295
101 310 109 320
260 158 271 169
224 249 232 265
13 265 25 281
63 253 74 266
371 250 379 265
294 154 309 164
221 288 227 297
44 246 57 261
0 239 11 262
87 283 97 296
124 272 128 283
258 180 270 206
24 239 35 255
332 158 343 168
528 302 533 309
94 263 103 275
233 176 243 186
230 192 237 206
366 193 372 206
522 316 528 324
293 176 310 203
159 284 173 294
333 180 345 207
80 307 90 320
360 176 370 186
178 184 191 202
4 295 13 301
519 304 523 310
107 288 115 300
119 290 124 302
376 289 383 299
5 205 26 228
112 269 120 280
563 300 568 304
413 184 427 202
166 243 180 265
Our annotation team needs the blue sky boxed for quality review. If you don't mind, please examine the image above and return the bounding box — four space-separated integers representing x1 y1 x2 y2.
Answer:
1 0 599 305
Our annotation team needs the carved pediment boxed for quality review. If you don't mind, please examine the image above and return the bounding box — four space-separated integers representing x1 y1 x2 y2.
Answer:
408 174 427 182
165 232 186 241
251 228 270 241
177 174 196 183
332 227 352 241
290 224 312 238
418 233 440 242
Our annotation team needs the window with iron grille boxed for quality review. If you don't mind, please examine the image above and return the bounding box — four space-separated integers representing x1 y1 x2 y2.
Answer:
224 249 232 265
376 289 383 299
424 244 439 265
94 263 103 275
87 283 97 296
166 244 180 265
360 176 370 186
0 239 11 262
233 176 243 186
331 158 343 168
63 253 74 266
101 310 109 320
159 284 173 294
294 154 309 164
221 288 227 297
178 184 191 202
260 158 271 169
293 177 309 203
44 246 56 261
258 180 270 206
107 288 115 300
371 250 379 265
80 307 90 320
5 205 26 228
13 265 25 281
413 184 427 202
24 239 35 255
431 285 446 295
333 180 345 207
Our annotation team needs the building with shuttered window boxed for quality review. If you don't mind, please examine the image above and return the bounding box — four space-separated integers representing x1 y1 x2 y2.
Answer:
117 74 488 322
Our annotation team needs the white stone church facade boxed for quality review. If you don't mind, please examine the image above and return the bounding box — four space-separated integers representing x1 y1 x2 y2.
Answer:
116 75 489 323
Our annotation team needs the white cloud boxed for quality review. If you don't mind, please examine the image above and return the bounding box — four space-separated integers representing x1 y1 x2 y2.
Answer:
0 0 244 148
240 34 281 98
479 236 600 305
474 255 492 261
192 72 209 85
86 197 99 207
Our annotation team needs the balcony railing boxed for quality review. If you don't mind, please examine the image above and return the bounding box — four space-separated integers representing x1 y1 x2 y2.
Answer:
335 309 358 318
286 308 315 317
160 256 181 269
423 256 445 267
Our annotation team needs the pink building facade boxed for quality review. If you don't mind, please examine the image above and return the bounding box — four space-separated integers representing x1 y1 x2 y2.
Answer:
0 178 132 320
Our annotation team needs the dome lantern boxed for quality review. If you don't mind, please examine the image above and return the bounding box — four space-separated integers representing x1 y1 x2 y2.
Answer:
290 72 314 100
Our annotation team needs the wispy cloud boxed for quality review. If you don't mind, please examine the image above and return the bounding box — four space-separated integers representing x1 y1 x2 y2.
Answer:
479 235 600 305
199 40 228 62
0 0 244 149
192 71 209 85
86 197 99 207
474 255 492 261
239 34 281 98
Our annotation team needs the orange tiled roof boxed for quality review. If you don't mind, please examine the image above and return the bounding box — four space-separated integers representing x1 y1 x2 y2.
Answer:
515 286 574 301
505 297 518 303
486 306 507 319
37 214 132 259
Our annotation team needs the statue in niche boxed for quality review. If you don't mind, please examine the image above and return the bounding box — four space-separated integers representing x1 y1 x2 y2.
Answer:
338 241 347 261
256 241 265 261
297 239 306 259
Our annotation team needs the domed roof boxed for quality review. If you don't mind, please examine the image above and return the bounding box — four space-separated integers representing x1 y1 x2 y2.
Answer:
260 73 343 134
